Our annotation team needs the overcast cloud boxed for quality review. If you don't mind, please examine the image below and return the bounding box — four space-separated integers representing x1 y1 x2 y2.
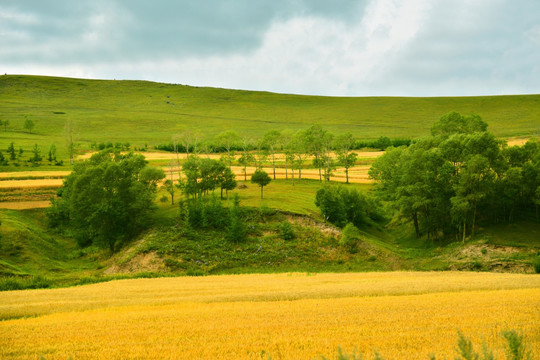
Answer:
1 0 539 96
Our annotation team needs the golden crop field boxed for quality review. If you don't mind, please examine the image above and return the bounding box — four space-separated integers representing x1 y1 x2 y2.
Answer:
1 272 538 359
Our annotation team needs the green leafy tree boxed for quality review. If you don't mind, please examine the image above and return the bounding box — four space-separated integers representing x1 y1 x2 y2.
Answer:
251 169 271 199
47 150 162 252
304 125 332 181
29 144 42 164
163 179 175 205
2 119 9 132
48 144 57 163
23 116 35 133
0 151 7 166
238 137 255 181
431 111 487 137
335 133 358 184
226 194 246 242
218 166 236 199
7 142 16 160
215 130 240 168
340 223 362 253
263 130 281 179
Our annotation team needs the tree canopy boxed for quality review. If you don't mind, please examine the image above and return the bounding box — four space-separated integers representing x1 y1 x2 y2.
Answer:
47 150 164 252
370 112 540 241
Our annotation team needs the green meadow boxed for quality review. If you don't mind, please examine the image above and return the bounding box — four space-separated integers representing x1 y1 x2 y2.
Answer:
1 75 539 158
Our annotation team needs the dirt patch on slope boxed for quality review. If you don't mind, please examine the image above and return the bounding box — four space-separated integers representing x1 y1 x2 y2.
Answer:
104 251 165 275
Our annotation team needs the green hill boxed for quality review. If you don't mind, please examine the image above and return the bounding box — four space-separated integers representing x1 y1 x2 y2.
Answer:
1 75 539 157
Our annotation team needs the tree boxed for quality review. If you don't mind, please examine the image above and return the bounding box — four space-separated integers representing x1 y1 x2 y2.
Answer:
2 119 9 132
0 151 7 166
304 125 331 181
226 194 246 243
29 144 42 164
65 118 76 165
251 169 271 199
238 137 255 181
263 130 281 179
215 130 240 168
24 116 35 133
335 133 358 184
163 179 175 205
48 144 57 163
7 142 16 160
218 166 237 199
431 111 488 137
47 150 163 252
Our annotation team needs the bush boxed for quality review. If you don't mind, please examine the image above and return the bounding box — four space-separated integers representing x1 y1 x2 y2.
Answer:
340 223 362 253
226 194 247 243
315 185 381 228
279 221 295 241
0 275 52 291
533 256 540 274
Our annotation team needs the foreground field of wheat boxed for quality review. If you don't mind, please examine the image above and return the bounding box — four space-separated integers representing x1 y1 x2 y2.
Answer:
1 272 538 359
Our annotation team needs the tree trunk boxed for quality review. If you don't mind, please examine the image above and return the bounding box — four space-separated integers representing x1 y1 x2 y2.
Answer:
272 152 276 180
413 212 420 238
462 219 467 244
244 165 247 181
471 204 477 238
260 186 263 199
220 187 223 200
345 167 349 184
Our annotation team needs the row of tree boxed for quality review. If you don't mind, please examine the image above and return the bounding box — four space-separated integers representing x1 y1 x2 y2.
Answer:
0 116 35 133
161 126 366 184
0 142 61 166
369 112 540 241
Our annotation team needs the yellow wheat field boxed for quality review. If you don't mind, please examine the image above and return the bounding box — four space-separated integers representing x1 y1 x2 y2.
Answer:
0 272 539 359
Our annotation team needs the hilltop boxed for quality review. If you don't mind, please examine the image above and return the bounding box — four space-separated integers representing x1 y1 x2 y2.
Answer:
1 75 539 157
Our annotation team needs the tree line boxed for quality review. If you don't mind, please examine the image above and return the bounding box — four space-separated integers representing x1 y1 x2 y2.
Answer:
369 111 540 242
0 142 62 167
157 126 402 184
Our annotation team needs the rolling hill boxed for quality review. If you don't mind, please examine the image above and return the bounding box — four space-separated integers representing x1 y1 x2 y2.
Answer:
1 75 539 158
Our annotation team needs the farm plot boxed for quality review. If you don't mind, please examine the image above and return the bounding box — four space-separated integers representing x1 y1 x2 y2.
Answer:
0 272 538 359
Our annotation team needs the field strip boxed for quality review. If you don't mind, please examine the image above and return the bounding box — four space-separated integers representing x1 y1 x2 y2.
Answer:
0 171 70 179
0 179 64 188
0 272 538 360
1 272 538 319
0 201 51 209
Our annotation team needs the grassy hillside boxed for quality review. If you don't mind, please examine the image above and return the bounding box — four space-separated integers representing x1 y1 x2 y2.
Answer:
1 75 539 158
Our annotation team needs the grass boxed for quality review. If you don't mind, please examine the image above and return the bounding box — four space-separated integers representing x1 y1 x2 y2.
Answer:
0 272 538 359
1 75 539 160
0 209 99 279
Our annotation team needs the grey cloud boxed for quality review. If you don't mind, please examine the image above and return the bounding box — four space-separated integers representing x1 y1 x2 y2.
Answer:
0 0 365 64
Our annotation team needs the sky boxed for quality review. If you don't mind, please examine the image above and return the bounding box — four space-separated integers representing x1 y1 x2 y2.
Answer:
1 0 539 96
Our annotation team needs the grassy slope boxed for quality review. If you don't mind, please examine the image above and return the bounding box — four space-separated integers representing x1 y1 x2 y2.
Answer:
0 209 98 279
1 75 539 284
1 75 540 159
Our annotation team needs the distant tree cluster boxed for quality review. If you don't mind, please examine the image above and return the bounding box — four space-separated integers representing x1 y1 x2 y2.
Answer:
180 156 236 199
156 127 413 184
0 142 62 167
315 185 384 228
370 111 540 241
47 150 165 252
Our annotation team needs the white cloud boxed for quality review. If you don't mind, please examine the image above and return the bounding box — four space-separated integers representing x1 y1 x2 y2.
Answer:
2 0 539 96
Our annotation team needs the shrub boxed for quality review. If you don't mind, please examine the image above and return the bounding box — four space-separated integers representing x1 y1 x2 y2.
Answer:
532 256 540 274
226 194 247 243
340 223 362 253
315 185 381 228
279 221 295 241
